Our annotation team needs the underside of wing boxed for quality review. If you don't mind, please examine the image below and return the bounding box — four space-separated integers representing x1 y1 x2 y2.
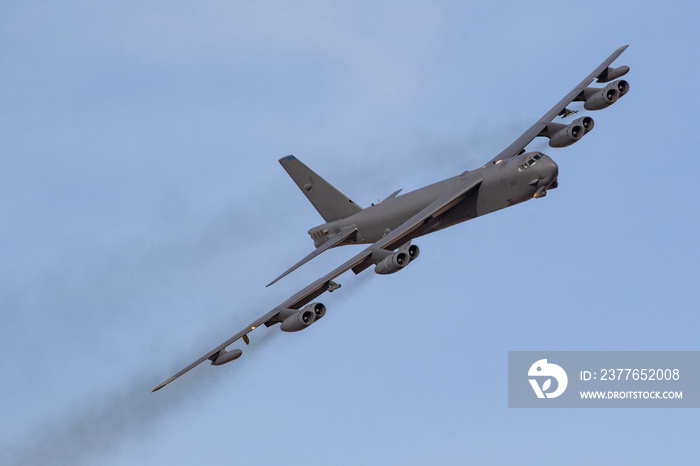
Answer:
151 309 280 392
151 49 631 392
152 173 483 392
486 45 630 165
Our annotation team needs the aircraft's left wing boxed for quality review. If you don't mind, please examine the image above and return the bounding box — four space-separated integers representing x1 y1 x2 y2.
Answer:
486 45 630 165
152 173 483 392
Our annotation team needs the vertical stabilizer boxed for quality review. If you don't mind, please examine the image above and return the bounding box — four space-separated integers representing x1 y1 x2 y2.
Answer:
279 155 362 222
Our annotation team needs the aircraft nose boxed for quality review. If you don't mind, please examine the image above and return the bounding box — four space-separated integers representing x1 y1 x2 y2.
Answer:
533 157 559 198
542 157 559 186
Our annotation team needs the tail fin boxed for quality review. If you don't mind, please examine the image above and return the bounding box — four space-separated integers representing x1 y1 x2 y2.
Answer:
279 155 362 222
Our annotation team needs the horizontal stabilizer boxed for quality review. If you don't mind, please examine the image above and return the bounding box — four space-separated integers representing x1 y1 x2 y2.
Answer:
267 228 357 287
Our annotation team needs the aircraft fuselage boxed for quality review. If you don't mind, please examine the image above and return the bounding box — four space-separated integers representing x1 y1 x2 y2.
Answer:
309 151 559 248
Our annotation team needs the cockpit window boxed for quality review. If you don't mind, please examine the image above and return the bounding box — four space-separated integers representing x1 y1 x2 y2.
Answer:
518 156 535 171
518 153 545 171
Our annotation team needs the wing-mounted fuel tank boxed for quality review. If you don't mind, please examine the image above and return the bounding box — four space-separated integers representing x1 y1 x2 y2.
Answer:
596 65 630 83
209 348 243 366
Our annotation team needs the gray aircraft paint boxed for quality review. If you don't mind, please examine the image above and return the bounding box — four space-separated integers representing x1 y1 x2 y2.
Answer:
153 46 629 392
279 155 362 223
296 151 556 249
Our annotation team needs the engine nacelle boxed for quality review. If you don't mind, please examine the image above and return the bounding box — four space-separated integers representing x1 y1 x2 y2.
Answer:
548 122 585 148
571 116 594 134
307 302 326 321
610 79 629 97
583 85 619 110
399 243 420 262
374 251 409 275
210 348 243 366
280 307 316 332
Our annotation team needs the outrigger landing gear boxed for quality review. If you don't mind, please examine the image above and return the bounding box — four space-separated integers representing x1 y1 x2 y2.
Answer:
326 280 341 292
558 107 578 118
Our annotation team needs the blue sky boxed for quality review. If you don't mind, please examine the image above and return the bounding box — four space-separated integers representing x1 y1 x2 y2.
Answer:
2 1 699 465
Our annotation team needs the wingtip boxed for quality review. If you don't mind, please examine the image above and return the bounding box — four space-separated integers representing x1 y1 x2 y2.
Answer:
151 378 172 392
267 269 291 288
266 277 280 287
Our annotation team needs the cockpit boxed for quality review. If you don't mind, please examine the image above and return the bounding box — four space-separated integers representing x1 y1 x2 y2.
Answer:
517 152 545 171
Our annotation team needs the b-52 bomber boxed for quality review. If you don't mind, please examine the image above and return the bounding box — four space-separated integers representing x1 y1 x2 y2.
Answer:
152 45 630 391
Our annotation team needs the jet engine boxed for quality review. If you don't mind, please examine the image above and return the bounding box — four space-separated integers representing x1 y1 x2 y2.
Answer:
279 302 325 332
308 302 326 320
583 85 618 110
547 115 595 148
610 79 629 97
374 250 410 275
547 122 585 148
571 116 594 134
582 80 628 111
399 243 420 262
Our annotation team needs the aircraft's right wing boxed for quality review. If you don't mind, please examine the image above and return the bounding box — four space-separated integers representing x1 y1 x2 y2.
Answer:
485 45 630 165
152 172 483 392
